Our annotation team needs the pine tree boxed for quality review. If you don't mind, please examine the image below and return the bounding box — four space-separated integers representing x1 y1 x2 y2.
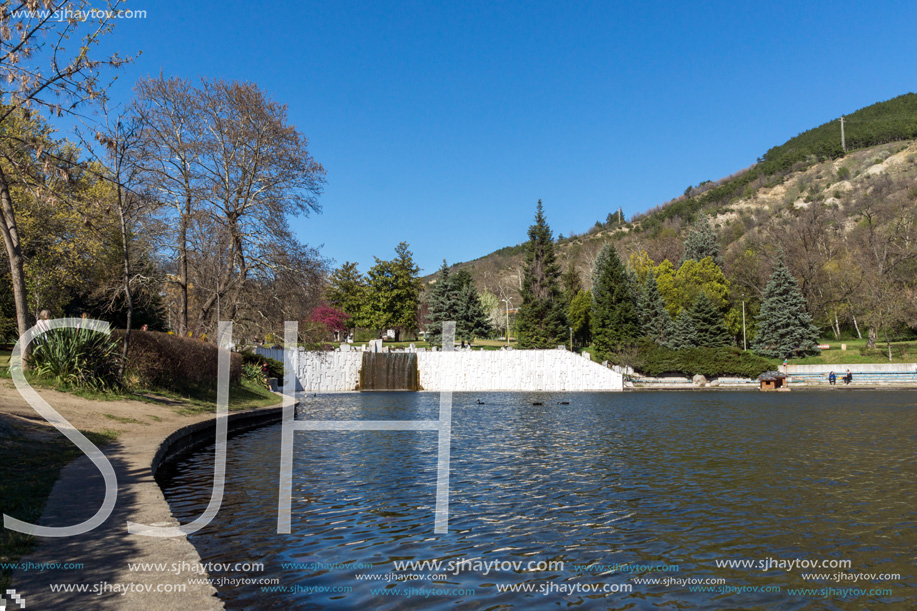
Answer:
752 259 821 358
590 244 640 355
562 262 581 309
516 200 567 348
670 308 699 349
688 292 731 347
679 213 723 267
425 260 461 345
638 273 675 347
456 280 493 343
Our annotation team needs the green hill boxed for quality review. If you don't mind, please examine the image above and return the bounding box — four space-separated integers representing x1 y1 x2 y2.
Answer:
436 94 917 346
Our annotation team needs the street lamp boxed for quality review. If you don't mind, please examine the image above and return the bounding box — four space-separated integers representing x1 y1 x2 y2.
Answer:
742 294 747 351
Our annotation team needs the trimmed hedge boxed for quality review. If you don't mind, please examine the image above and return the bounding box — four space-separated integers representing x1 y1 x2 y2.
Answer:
112 330 241 391
630 345 772 378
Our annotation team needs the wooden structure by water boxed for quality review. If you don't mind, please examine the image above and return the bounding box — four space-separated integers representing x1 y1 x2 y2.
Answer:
758 371 789 391
360 352 420 391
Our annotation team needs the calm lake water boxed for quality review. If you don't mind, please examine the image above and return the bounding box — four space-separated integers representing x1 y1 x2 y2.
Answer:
158 391 916 610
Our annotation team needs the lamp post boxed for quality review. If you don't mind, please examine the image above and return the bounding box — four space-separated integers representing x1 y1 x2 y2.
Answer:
502 298 512 346
742 294 747 351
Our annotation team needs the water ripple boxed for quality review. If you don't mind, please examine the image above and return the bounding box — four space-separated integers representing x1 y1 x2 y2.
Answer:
158 391 917 610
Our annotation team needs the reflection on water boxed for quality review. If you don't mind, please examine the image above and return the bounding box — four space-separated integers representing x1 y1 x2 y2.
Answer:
159 391 917 610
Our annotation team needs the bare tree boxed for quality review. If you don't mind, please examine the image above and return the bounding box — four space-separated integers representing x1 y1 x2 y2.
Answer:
193 79 325 323
134 76 204 335
846 177 917 352
92 108 156 375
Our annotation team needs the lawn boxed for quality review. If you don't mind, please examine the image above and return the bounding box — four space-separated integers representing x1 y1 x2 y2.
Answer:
778 338 917 366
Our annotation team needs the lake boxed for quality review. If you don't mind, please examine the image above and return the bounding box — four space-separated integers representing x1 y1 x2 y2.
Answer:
159 391 916 610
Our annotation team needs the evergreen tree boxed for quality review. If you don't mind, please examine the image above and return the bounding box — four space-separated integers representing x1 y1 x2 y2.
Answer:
425 260 461 345
679 213 723 267
516 200 567 348
326 261 368 329
688 292 731 347
426 262 493 344
638 273 676 347
562 262 582 309
365 242 423 340
456 280 493 343
590 244 640 355
567 289 592 347
752 259 821 358
670 308 699 349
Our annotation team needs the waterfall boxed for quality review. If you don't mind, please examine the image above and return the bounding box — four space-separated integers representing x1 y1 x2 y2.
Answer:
360 352 419 391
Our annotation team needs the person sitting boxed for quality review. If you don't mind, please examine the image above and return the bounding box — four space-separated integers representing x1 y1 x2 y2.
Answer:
843 370 852 385
828 371 836 385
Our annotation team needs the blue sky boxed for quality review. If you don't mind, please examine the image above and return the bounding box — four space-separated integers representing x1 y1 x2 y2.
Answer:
93 0 917 274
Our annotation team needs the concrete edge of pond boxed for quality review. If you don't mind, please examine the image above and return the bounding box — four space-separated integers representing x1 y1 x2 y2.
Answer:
12 395 292 611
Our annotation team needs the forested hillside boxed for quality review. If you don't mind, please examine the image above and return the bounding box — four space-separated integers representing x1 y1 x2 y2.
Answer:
439 94 917 344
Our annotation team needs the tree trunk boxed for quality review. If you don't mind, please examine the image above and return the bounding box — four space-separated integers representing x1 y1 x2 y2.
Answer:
851 311 862 339
0 167 30 357
833 311 840 339
117 188 134 381
884 327 892 362
178 208 190 335
866 326 877 350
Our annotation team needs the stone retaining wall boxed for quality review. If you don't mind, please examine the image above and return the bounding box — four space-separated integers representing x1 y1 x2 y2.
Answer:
418 350 623 391
257 347 624 392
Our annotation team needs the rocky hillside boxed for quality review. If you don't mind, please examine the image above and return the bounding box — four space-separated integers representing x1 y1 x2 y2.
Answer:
435 94 917 336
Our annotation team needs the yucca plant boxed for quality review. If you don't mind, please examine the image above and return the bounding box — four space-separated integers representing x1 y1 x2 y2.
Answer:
30 327 122 391
242 362 265 386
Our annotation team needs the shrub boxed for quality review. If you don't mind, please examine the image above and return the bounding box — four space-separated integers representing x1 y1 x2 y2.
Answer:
113 330 241 391
239 351 284 378
628 344 772 378
0 316 17 345
242 362 266 386
30 327 121 391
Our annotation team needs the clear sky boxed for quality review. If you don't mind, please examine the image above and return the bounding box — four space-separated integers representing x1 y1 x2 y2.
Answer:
92 0 917 275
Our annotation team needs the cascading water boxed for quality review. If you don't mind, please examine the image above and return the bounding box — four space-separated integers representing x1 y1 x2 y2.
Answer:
359 352 419 391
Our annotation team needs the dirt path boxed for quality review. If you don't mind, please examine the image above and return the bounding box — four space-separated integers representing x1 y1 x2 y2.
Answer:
0 381 281 610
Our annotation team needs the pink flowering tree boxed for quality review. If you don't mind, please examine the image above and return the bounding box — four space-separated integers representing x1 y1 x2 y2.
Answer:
307 304 351 345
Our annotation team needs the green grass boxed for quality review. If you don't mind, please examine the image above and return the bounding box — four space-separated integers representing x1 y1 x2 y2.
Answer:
774 339 917 366
137 379 280 416
0 426 118 591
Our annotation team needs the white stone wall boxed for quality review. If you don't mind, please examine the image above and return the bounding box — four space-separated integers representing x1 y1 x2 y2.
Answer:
417 350 623 391
261 348 623 392
295 351 363 392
